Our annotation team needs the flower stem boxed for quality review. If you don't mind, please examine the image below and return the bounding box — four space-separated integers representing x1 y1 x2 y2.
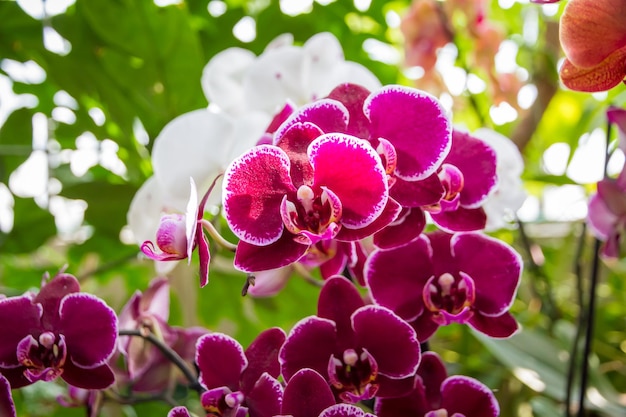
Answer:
118 329 203 393
200 219 237 252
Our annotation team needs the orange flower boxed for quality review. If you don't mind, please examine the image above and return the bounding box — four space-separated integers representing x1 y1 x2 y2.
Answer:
559 0 626 92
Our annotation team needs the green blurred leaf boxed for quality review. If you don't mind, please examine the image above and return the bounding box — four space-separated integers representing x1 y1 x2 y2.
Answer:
0 196 56 254
0 107 33 183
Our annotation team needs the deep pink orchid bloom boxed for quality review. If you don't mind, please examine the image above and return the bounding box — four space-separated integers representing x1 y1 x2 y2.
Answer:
0 374 16 417
280 276 421 403
376 352 500 417
559 0 626 92
195 328 286 417
116 277 209 393
141 178 212 287
223 118 392 273
366 231 522 341
587 168 626 258
0 272 118 390
280 368 375 417
326 85 495 238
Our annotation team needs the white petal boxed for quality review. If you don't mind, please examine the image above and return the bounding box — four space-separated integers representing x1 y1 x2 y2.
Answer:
201 47 256 114
126 177 167 245
302 32 381 101
152 109 234 205
243 46 306 113
264 32 294 51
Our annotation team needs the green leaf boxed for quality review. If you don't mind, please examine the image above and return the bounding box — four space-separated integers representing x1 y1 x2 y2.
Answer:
476 325 626 417
0 196 56 254
0 107 33 183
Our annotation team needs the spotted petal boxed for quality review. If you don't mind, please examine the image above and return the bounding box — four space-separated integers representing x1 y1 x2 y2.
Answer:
223 145 296 245
274 99 349 141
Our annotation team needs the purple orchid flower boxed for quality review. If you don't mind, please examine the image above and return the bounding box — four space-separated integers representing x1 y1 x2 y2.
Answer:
223 116 393 272
425 130 498 232
587 167 626 258
195 328 286 417
279 368 376 417
168 406 192 417
327 84 495 242
141 177 212 287
280 275 421 403
0 374 16 417
56 385 101 417
365 231 522 341
0 271 118 390
376 351 500 417
116 277 208 393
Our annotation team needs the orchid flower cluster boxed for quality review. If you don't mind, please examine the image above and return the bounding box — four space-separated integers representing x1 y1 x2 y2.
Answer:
0 31 526 417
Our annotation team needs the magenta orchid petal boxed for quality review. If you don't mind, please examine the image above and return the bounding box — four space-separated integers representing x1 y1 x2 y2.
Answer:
168 406 192 417
327 83 372 139
35 273 80 328
58 293 118 368
244 372 283 417
0 272 117 390
445 130 498 207
430 206 487 232
365 236 432 321
279 316 337 381
140 277 170 322
241 327 286 394
410 313 441 342
234 231 308 272
373 207 426 249
416 352 448 406
0 374 16 417
390 174 445 208
309 133 388 228
317 276 365 350
597 176 626 215
197 226 211 287
61 361 115 390
587 192 616 240
223 145 296 245
274 98 349 141
440 376 500 417
334 197 402 242
452 233 522 316
374 374 417 399
319 404 376 417
275 122 323 187
0 295 41 367
196 333 248 390
365 85 451 180
140 241 185 262
468 311 520 338
148 214 188 259
352 306 421 378
281 368 336 417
